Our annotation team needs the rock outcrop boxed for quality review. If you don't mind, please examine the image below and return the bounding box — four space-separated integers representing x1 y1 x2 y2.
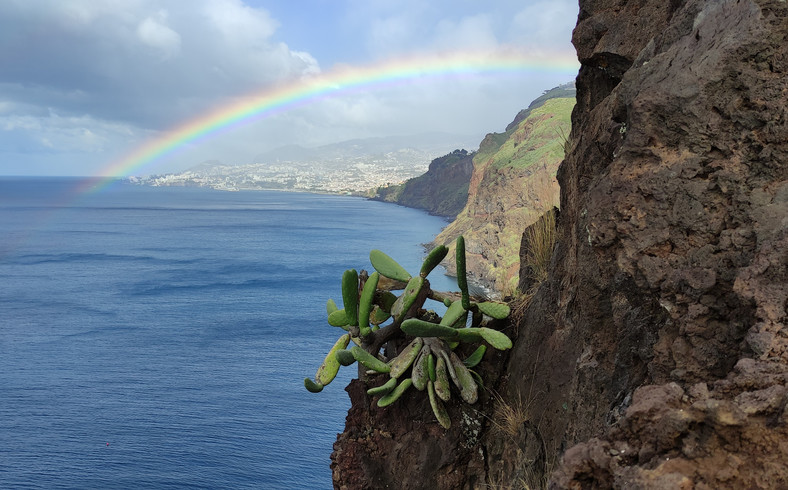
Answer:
541 0 788 486
370 149 474 219
331 0 788 488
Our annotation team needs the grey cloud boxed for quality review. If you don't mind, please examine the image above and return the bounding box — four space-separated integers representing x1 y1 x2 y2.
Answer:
0 0 319 130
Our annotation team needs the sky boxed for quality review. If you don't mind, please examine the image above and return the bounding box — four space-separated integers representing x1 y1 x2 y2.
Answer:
0 0 580 177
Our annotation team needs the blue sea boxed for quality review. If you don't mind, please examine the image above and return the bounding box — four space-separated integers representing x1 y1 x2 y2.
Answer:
0 177 454 489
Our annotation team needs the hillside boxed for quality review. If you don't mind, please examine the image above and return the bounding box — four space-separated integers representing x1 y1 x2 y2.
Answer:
434 88 574 293
369 149 474 218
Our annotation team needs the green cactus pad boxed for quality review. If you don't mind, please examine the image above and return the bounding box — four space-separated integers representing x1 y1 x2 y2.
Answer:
375 291 398 312
420 245 449 278
443 297 452 307
455 327 483 342
443 350 478 404
315 334 351 386
341 269 359 326
428 353 436 382
391 276 425 323
476 301 511 320
470 369 484 388
328 309 350 327
455 236 471 310
463 345 487 368
370 306 391 325
389 337 424 379
350 346 390 373
326 298 338 315
367 376 398 396
401 318 458 339
434 356 451 402
440 300 468 327
479 327 513 350
369 249 412 282
428 381 451 429
377 377 413 407
304 378 324 393
336 349 356 366
456 327 512 350
411 344 431 391
358 271 379 336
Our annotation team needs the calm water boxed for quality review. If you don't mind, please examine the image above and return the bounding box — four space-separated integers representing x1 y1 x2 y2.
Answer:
0 178 453 489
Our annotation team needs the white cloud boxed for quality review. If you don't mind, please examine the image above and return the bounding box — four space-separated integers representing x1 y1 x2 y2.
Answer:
137 10 181 60
433 14 499 51
202 0 278 47
511 1 578 48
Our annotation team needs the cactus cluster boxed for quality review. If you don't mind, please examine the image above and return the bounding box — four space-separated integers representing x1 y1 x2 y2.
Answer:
305 236 512 429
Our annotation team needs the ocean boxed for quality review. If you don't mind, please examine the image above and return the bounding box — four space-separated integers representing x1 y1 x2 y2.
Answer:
0 177 455 489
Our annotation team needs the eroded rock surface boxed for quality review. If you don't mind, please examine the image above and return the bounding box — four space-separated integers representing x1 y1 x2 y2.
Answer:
541 0 788 486
331 0 788 488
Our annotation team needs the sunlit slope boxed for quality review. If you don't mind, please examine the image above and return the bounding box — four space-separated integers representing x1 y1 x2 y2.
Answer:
435 95 574 294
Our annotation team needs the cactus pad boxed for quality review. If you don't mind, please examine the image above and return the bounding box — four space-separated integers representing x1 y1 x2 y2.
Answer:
315 334 350 386
463 345 486 368
349 346 390 373
341 269 359 327
389 337 424 379
400 318 458 339
420 245 449 278
377 378 413 407
367 377 397 396
370 250 412 282
358 271 379 336
428 381 451 429
455 236 471 310
304 378 324 393
476 301 511 320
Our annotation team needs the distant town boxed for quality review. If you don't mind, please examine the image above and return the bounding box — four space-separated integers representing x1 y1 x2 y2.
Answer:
130 148 449 194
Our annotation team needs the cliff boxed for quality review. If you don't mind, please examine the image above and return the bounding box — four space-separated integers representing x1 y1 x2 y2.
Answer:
434 91 574 294
370 149 475 218
331 0 788 488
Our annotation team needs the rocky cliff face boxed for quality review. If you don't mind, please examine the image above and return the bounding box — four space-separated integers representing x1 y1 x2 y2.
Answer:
543 0 788 486
434 93 574 294
370 149 474 218
331 0 788 488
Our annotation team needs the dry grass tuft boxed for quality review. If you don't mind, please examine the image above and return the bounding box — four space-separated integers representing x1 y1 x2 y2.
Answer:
522 209 556 286
491 392 531 438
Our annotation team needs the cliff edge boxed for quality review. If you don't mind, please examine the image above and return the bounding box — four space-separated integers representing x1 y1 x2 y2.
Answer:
331 0 788 488
435 91 574 294
369 149 475 219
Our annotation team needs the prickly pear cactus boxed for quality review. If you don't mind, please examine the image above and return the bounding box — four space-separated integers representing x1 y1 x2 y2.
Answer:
304 235 512 430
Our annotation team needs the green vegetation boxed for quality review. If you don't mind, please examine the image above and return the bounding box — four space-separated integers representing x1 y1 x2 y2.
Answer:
434 90 573 293
491 98 574 171
305 236 513 429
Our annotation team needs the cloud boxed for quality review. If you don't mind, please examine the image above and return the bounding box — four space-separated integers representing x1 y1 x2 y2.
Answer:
0 0 579 176
0 0 320 129
137 10 181 60
433 14 499 52
511 0 578 49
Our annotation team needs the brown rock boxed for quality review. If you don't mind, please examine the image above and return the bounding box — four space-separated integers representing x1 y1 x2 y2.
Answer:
331 0 788 488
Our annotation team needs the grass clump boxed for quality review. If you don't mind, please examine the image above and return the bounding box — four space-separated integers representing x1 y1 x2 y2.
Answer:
522 208 557 287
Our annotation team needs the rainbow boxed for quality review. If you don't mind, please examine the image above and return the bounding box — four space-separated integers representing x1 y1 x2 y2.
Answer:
98 49 579 181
